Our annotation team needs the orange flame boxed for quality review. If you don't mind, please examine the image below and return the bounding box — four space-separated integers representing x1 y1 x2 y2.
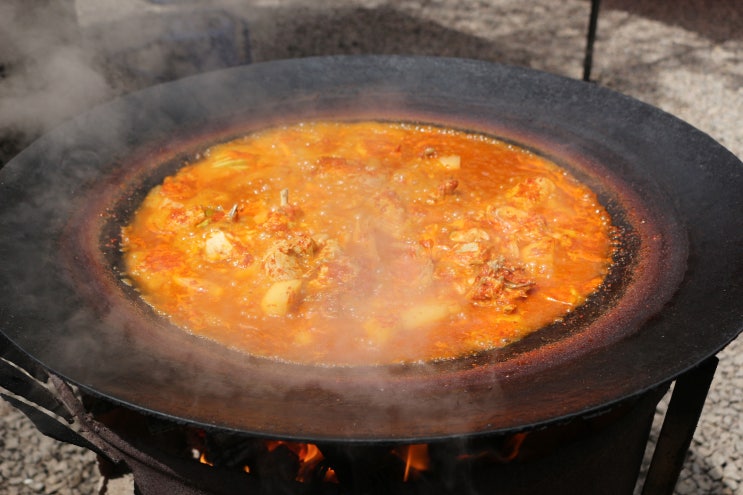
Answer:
198 451 213 466
195 440 338 483
502 433 527 462
394 444 430 481
266 440 332 482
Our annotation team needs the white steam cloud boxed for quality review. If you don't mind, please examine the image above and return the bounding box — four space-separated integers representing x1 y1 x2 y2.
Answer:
0 2 114 135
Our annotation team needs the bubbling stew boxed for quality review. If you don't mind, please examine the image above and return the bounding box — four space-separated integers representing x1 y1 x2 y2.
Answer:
120 121 614 365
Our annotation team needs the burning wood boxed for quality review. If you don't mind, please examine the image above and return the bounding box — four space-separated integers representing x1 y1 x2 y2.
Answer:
190 431 537 489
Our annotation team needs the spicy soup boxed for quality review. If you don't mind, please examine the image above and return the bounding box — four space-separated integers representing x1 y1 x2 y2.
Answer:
121 121 614 365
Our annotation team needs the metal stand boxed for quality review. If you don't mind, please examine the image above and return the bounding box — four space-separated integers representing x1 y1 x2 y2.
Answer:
579 6 722 491
641 356 719 495
583 0 602 81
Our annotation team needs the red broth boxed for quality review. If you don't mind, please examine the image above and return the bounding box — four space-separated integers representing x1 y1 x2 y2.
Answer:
121 121 614 365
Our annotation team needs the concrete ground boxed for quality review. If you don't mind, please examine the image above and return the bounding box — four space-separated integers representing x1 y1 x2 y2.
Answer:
0 1 741 493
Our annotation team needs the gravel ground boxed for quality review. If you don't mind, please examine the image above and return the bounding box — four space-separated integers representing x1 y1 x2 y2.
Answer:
1 1 741 494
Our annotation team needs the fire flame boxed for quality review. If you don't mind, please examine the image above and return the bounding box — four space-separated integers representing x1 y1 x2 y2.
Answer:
198 451 213 466
198 439 336 483
393 444 430 481
265 440 334 482
196 434 526 484
502 432 527 462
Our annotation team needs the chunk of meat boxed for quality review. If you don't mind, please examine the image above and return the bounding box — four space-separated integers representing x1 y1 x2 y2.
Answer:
204 230 234 262
520 239 555 276
449 228 489 243
505 177 555 208
438 179 459 197
262 244 302 280
373 190 407 235
468 257 535 310
261 235 318 281
160 174 197 201
284 233 317 257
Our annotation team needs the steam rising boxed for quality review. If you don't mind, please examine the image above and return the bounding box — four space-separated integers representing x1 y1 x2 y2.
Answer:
0 1 251 168
0 2 113 139
0 3 512 440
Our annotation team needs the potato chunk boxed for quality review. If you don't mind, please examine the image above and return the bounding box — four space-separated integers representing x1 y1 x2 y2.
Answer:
400 303 457 330
438 155 461 170
261 279 303 317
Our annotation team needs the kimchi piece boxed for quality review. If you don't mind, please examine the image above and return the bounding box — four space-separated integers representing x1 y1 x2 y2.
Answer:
120 121 614 365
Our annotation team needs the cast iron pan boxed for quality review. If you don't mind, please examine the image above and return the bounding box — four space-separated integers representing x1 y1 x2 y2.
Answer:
0 56 741 442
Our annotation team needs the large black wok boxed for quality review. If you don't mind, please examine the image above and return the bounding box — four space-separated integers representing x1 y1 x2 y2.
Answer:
0 56 741 442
